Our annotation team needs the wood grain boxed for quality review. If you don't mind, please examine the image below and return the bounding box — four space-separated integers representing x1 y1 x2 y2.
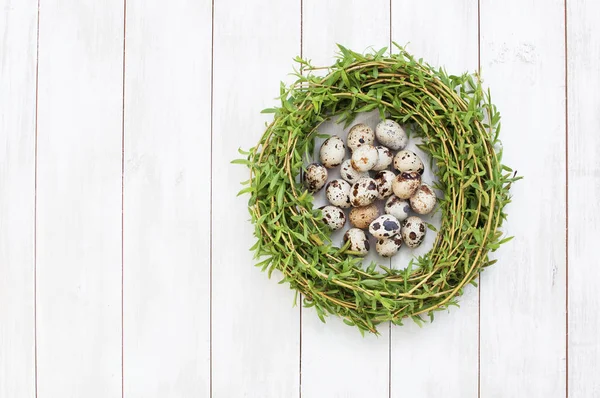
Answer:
211 0 301 396
122 0 212 396
0 1 37 397
479 0 567 396
567 0 600 396
300 2 391 397
390 3 479 395
35 0 124 396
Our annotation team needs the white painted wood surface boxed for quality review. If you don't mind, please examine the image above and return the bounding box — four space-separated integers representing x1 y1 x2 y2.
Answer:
1 0 599 396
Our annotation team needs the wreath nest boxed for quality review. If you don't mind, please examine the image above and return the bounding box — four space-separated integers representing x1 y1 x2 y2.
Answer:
234 44 519 334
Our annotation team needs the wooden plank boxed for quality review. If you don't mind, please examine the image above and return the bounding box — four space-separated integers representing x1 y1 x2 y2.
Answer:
0 1 37 397
390 2 479 397
301 1 391 397
35 0 123 396
479 0 567 396
567 0 600 396
122 0 212 397
211 0 301 396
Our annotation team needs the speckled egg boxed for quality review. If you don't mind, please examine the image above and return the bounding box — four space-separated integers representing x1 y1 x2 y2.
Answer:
343 228 370 256
393 150 424 175
340 159 369 184
392 172 422 199
372 146 394 171
320 205 346 231
351 145 379 172
303 163 328 193
319 136 346 168
349 203 379 229
385 196 411 222
325 179 352 209
376 236 403 257
401 216 426 248
409 184 437 215
349 177 378 207
375 119 408 150
347 123 375 151
369 214 401 239
374 170 395 199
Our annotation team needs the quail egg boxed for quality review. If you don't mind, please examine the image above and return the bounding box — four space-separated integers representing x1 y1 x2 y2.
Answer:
325 179 352 208
351 145 379 172
372 146 394 171
319 136 346 168
410 184 437 215
375 119 408 150
392 171 422 199
320 205 346 231
393 150 424 175
374 170 395 199
347 123 375 151
349 203 379 229
303 163 328 193
340 159 369 184
349 177 378 207
343 228 370 256
376 236 403 257
401 216 426 248
369 214 401 239
385 196 411 222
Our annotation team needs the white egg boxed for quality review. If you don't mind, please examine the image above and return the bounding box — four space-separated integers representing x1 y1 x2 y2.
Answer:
375 119 408 150
320 205 346 231
372 146 394 171
385 196 411 222
409 184 437 215
392 172 422 199
347 123 375 151
376 236 403 257
374 170 395 199
349 177 378 207
325 179 352 208
393 150 424 175
343 228 370 256
349 204 379 229
303 163 328 193
319 135 346 168
368 214 401 239
351 145 379 172
401 216 426 248
340 159 369 184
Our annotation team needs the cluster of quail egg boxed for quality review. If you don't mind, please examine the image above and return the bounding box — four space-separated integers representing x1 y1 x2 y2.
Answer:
303 120 437 258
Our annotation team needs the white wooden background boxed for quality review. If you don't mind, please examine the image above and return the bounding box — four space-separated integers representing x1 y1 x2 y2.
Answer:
1 0 598 397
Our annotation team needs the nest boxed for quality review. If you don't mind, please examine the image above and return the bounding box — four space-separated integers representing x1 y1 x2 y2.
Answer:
234 45 519 334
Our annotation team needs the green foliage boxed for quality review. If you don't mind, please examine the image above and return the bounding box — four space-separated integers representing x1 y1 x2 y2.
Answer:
234 44 520 334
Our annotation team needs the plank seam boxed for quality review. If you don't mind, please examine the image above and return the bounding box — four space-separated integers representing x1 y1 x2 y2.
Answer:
34 0 41 396
120 1 127 397
210 0 215 396
564 0 569 397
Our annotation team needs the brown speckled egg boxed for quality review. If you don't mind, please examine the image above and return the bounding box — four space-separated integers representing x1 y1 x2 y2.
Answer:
376 236 403 257
385 195 411 222
347 123 375 151
320 205 346 231
409 184 437 215
374 170 395 199
319 136 346 168
349 203 379 229
393 150 424 175
392 172 421 199
349 177 378 207
351 145 379 172
343 228 370 256
369 214 401 239
325 179 352 208
372 146 394 171
340 159 369 184
401 216 426 248
303 163 328 193
375 119 408 150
